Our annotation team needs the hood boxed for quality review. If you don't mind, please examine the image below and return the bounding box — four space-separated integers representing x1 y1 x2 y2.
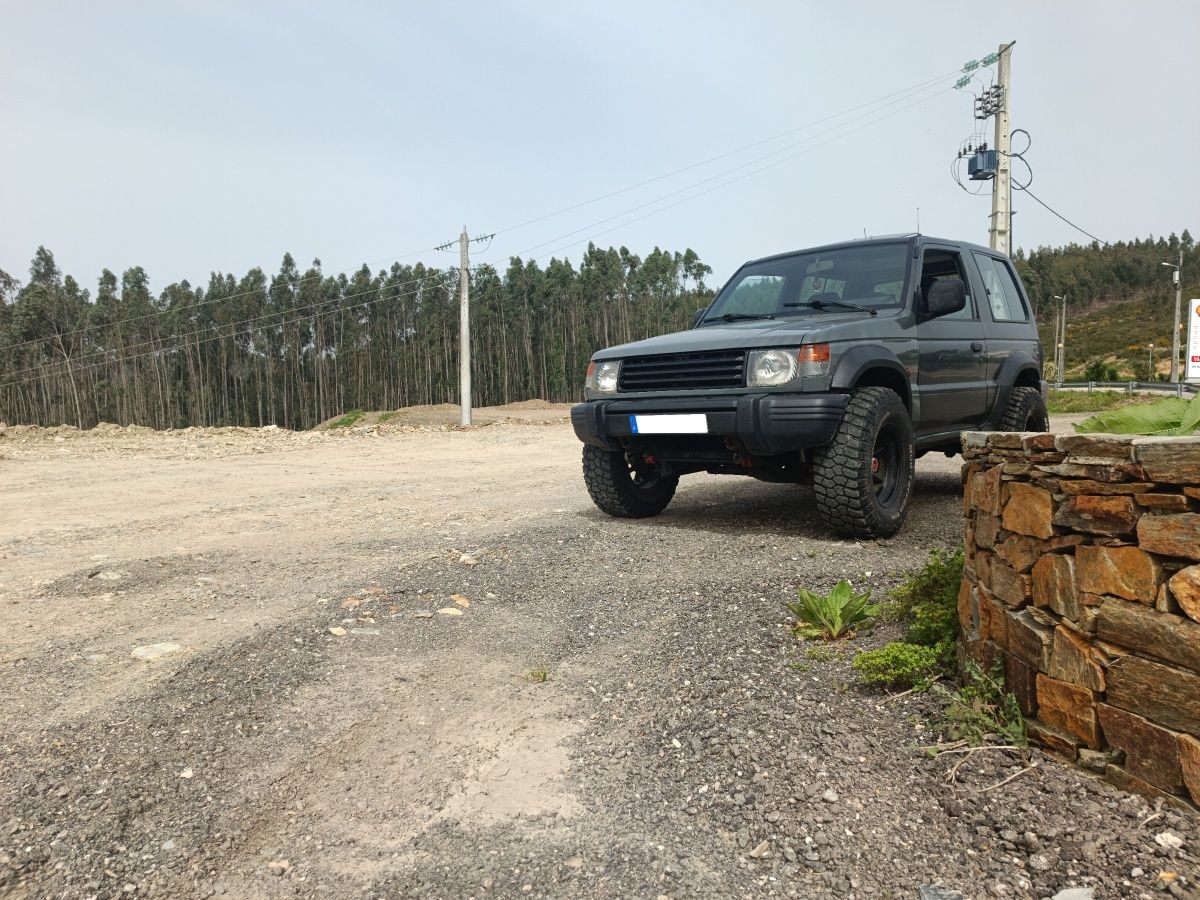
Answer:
593 312 875 359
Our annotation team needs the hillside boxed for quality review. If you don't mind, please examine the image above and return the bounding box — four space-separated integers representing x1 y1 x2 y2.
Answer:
1034 289 1183 380
1015 230 1196 380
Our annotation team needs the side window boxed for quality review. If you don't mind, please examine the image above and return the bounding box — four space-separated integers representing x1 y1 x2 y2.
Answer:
974 254 1030 322
722 275 784 315
920 249 975 320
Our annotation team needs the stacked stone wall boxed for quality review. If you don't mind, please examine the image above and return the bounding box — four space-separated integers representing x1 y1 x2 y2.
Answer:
959 431 1200 809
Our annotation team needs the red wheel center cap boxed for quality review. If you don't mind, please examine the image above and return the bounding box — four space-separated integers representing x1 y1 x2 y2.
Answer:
871 457 881 473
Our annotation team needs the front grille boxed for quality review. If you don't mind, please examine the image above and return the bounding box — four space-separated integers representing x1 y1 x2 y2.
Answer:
618 350 746 392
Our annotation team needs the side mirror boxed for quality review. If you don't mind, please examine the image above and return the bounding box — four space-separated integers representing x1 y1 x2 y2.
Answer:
925 278 967 318
691 307 708 328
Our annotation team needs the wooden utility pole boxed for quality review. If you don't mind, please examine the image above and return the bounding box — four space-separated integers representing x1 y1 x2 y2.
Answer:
989 42 1016 256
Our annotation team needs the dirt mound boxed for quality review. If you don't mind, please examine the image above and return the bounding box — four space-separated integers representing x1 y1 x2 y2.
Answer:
0 406 572 461
494 399 557 411
0 420 321 461
315 402 572 431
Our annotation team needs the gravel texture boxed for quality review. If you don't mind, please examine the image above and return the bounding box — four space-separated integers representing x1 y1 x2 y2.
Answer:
0 418 1195 899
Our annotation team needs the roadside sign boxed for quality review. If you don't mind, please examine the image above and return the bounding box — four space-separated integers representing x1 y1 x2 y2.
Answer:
1189 299 1200 384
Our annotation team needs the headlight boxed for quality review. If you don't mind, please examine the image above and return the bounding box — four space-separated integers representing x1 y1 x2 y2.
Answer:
747 349 798 387
746 344 830 387
586 359 621 394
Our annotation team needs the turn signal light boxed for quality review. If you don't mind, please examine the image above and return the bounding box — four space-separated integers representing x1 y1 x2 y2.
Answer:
797 343 830 376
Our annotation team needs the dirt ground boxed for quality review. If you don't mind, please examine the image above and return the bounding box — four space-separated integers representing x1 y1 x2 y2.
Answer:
0 410 1195 899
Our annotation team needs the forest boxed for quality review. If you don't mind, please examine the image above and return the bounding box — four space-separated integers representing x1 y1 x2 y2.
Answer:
0 230 1193 430
0 245 712 429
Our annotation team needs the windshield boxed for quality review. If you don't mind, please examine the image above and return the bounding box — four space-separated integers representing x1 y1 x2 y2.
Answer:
702 242 910 323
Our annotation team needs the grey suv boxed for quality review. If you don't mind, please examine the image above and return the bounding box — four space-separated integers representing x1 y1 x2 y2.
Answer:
571 235 1047 537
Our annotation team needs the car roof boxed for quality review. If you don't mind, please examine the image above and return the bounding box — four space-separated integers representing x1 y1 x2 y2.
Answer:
744 234 999 266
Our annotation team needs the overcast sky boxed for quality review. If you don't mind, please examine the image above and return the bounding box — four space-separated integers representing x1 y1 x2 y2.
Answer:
2 1 1197 294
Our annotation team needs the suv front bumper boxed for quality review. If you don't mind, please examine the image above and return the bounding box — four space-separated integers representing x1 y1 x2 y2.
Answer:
571 393 849 456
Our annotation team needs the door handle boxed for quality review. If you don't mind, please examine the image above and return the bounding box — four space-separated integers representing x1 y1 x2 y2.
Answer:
970 341 984 353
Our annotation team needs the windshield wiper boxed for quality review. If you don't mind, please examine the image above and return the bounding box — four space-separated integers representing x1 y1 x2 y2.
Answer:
784 298 877 316
702 312 776 324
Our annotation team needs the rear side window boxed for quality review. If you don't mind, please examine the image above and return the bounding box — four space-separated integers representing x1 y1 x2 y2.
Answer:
973 253 1029 322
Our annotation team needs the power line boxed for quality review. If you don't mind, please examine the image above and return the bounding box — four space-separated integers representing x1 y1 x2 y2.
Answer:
2 245 444 353
494 85 956 267
0 266 461 386
490 65 967 238
7 64 971 357
6 59 978 368
9 75 942 388
1016 187 1110 247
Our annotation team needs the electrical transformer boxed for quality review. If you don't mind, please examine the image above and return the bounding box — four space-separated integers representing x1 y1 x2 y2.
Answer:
967 149 998 181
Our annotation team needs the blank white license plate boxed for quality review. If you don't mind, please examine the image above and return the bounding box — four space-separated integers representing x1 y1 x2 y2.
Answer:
630 414 708 434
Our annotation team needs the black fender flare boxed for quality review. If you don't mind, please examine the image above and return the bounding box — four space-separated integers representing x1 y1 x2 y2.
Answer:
829 345 911 408
988 351 1042 428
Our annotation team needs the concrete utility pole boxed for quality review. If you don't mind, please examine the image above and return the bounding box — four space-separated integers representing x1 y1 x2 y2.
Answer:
1053 293 1068 381
988 42 1016 257
1165 251 1184 382
437 228 495 426
1051 301 1061 381
458 226 472 426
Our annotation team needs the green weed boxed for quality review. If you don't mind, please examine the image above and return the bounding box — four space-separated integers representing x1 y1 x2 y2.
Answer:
1046 389 1155 415
329 409 365 429
803 645 842 662
934 662 1026 747
787 579 878 641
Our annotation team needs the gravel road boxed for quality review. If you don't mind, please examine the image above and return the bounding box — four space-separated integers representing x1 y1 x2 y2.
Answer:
0 413 1195 899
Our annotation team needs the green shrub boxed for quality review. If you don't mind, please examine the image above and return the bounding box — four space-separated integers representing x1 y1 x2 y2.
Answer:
854 553 1026 747
787 579 879 641
853 641 951 688
888 546 963 647
851 548 961 689
1082 360 1120 382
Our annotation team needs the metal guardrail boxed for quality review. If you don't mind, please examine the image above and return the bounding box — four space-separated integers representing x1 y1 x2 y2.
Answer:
1049 380 1199 397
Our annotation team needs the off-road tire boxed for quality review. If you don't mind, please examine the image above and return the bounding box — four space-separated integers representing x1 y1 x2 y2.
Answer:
582 445 679 518
1000 386 1049 432
812 386 914 538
